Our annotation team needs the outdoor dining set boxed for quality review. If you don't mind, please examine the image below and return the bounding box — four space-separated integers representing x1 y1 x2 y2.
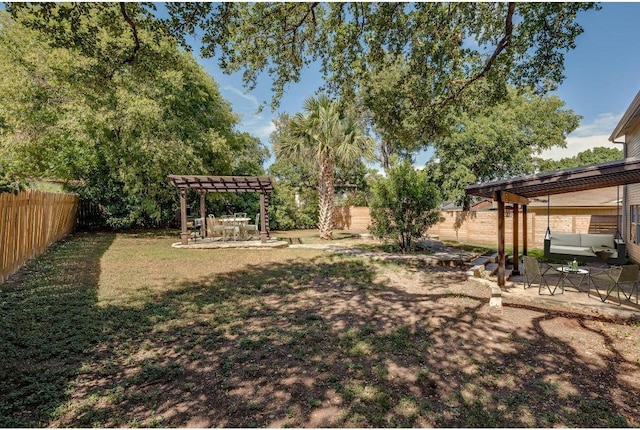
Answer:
187 212 260 242
522 254 639 306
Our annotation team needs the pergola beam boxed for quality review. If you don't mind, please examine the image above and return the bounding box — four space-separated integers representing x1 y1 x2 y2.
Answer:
168 175 274 193
468 157 640 199
493 191 529 206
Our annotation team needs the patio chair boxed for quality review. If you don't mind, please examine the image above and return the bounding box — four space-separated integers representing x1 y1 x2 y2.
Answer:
588 264 639 305
240 213 259 239
208 215 238 241
522 255 562 295
189 217 204 241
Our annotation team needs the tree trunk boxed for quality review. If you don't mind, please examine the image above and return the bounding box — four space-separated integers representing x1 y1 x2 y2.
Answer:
318 155 335 240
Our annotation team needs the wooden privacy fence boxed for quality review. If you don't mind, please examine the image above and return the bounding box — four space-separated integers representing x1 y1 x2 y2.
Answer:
333 206 621 249
1 190 79 284
427 211 621 248
333 206 371 232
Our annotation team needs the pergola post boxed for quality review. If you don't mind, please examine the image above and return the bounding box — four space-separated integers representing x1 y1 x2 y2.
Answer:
180 188 189 245
496 193 506 288
259 192 267 243
512 203 520 276
199 191 206 237
522 205 528 256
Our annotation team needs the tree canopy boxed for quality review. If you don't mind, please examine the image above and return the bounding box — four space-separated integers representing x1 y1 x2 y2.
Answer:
1 6 268 227
1 2 603 232
164 2 597 148
430 87 581 203
536 147 624 173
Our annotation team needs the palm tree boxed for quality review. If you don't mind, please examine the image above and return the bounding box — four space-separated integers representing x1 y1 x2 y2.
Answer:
276 95 374 240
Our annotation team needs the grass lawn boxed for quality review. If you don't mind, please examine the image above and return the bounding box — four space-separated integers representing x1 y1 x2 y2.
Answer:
1 231 639 427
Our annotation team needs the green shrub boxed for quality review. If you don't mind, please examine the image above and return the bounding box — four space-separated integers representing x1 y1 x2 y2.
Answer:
368 160 441 252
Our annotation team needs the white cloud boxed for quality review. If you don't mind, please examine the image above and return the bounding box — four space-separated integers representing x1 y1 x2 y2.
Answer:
538 113 624 161
570 112 622 138
250 120 276 141
221 84 260 108
217 83 276 142
539 134 621 160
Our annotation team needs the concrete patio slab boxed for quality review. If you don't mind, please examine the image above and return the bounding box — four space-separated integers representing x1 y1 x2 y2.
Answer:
502 273 640 320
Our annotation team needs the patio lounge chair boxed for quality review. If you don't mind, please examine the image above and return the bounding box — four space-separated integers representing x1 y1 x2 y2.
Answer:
588 264 639 305
522 255 562 295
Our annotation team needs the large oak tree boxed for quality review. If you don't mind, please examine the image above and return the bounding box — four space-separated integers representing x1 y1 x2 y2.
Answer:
163 2 597 146
430 87 581 204
1 6 268 227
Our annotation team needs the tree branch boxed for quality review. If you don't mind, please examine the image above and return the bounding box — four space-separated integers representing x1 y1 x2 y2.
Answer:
119 2 140 65
436 2 516 109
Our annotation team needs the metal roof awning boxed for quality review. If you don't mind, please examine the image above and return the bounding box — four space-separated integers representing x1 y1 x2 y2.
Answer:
168 175 274 193
466 157 640 200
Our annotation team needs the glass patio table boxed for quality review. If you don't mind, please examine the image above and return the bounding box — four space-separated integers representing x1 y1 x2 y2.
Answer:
556 265 590 292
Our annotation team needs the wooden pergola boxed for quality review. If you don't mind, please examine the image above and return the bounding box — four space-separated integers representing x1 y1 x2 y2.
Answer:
466 157 640 287
168 175 274 245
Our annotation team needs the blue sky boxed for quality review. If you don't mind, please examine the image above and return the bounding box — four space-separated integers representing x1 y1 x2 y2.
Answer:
193 2 640 167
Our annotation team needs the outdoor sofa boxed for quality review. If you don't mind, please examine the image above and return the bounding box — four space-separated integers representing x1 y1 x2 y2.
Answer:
544 232 626 265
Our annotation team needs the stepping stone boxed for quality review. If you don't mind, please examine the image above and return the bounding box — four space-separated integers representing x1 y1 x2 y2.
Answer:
485 263 499 275
488 269 513 282
470 256 490 266
469 265 485 278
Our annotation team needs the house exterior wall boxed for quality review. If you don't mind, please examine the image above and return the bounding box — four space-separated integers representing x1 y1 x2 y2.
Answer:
625 121 640 263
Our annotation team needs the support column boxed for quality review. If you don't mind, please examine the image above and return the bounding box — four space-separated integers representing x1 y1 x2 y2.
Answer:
180 189 189 245
260 192 267 243
512 203 520 276
522 205 528 256
497 194 506 288
199 191 206 237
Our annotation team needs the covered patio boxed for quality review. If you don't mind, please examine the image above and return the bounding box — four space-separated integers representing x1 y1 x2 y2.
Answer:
168 175 274 245
466 157 640 287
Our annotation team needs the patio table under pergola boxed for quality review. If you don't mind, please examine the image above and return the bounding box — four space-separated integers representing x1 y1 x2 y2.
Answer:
168 175 274 245
465 157 640 287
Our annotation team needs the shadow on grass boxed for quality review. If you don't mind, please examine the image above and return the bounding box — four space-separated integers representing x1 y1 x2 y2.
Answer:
0 233 638 427
0 232 115 427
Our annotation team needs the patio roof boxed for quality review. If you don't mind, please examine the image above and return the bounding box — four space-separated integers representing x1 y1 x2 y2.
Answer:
526 186 620 208
464 157 640 288
466 157 640 200
168 175 274 193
